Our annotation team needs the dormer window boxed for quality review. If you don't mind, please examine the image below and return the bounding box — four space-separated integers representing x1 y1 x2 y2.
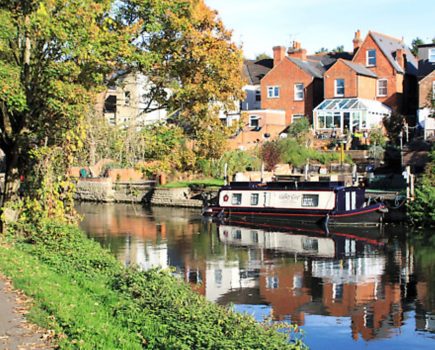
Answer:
429 48 435 63
334 79 345 97
255 89 261 101
366 49 376 66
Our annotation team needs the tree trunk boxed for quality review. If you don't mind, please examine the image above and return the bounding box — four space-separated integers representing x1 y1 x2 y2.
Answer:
0 144 21 232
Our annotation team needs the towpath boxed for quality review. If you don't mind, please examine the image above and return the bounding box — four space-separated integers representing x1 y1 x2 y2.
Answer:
0 275 53 350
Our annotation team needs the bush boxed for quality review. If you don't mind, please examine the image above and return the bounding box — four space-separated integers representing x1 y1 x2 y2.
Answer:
198 150 261 179
407 149 435 227
0 220 306 349
260 141 282 171
286 117 310 138
278 138 340 167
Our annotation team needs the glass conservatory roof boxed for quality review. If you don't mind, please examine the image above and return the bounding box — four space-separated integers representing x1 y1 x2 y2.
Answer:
314 98 391 114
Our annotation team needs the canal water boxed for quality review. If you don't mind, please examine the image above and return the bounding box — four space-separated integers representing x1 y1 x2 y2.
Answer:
77 202 435 349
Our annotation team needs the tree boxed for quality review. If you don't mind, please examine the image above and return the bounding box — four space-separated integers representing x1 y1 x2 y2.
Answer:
315 47 328 54
255 53 272 60
332 45 344 53
411 37 424 56
0 0 244 225
116 0 245 159
0 0 130 225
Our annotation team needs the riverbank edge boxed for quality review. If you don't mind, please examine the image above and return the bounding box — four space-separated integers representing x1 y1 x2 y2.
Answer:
0 221 305 349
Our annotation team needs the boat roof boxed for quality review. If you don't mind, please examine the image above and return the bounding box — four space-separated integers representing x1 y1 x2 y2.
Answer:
225 181 348 190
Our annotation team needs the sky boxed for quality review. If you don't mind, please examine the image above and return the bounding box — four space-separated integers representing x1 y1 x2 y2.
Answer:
205 0 435 59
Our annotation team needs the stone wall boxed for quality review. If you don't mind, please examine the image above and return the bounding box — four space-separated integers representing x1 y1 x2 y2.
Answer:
75 179 154 203
151 187 203 208
75 178 115 202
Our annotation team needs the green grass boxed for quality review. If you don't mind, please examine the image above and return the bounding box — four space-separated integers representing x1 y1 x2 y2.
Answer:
159 178 224 188
0 242 141 349
0 220 305 349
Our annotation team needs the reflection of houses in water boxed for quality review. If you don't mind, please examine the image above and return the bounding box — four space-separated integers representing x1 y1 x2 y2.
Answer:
211 223 421 341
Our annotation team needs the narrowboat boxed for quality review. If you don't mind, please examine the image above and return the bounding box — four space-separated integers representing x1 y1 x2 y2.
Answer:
203 181 387 226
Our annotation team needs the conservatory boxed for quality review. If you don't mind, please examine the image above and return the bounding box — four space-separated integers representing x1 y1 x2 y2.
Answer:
313 98 391 133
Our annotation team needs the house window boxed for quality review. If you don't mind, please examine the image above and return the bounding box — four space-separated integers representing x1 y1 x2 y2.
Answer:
255 89 261 101
104 95 117 113
267 86 280 98
302 194 319 207
377 79 388 97
124 91 131 106
249 115 260 128
266 276 279 289
292 115 304 122
250 193 259 205
429 48 435 63
335 79 345 97
366 49 376 66
294 83 304 101
231 193 242 205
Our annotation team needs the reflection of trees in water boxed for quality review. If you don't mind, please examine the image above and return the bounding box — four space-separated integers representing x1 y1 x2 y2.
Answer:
78 203 435 340
412 233 435 325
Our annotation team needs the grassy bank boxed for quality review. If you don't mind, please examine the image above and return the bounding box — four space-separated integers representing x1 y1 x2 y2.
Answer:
159 178 224 188
0 221 305 349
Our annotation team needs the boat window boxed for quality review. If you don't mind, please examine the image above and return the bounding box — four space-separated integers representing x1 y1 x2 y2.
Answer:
233 230 242 240
232 193 242 205
250 193 259 205
302 194 319 207
250 230 259 243
302 238 319 252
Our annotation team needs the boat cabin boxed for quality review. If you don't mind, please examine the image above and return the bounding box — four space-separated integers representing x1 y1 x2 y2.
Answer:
218 181 365 212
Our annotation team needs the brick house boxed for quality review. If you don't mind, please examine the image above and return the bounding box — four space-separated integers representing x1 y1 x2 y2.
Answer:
261 42 325 124
324 59 378 100
224 58 289 150
314 57 391 133
227 109 286 150
417 44 435 139
351 31 418 115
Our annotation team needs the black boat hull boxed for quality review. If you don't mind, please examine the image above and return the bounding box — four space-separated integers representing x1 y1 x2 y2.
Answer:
203 203 386 226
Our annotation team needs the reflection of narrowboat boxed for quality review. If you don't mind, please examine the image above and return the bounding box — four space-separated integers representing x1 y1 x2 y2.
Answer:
217 221 385 260
203 181 387 226
218 224 336 258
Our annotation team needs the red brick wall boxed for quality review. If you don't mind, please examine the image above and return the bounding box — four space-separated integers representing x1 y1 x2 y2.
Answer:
352 34 402 112
358 75 377 100
324 60 358 98
261 58 318 124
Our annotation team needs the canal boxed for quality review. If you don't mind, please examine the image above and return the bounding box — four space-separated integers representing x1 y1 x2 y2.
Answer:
77 202 435 349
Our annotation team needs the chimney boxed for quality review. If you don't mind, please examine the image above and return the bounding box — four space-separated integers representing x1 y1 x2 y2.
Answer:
353 30 362 53
287 41 307 61
396 48 404 69
273 46 286 66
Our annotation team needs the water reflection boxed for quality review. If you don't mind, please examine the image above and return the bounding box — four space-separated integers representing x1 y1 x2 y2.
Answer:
77 202 435 349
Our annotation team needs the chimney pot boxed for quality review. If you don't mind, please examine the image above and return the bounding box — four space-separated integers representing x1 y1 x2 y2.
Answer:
353 29 362 53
